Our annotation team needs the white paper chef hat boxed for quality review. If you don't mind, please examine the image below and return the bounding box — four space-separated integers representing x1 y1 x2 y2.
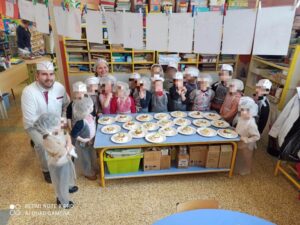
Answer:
184 67 199 78
197 74 213 86
151 74 165 82
34 113 60 135
101 75 116 86
36 61 54 71
94 58 109 71
115 81 130 96
238 96 258 117
167 62 178 70
151 64 164 76
129 73 141 80
228 79 244 91
256 79 272 90
72 81 87 92
220 64 233 72
85 76 100 85
173 72 183 80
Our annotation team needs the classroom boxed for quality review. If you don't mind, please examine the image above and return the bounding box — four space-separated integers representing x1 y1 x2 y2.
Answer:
0 0 299 225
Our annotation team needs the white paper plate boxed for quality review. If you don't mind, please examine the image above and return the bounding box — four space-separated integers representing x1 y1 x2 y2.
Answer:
159 127 178 137
174 118 191 126
122 121 141 130
211 120 230 128
177 126 196 135
101 125 121 134
203 112 221 121
98 116 115 125
154 113 170 120
116 114 133 123
136 114 153 122
111 132 132 144
142 122 159 131
217 129 239 139
170 111 187 118
188 111 204 119
197 127 217 137
157 119 174 128
145 132 166 143
129 128 148 138
192 119 211 127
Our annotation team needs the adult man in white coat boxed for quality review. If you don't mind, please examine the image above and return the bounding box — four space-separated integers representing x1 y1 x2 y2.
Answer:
21 61 70 183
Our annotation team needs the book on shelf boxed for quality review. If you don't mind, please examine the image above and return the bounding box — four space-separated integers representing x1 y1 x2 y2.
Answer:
100 0 115 12
150 0 161 12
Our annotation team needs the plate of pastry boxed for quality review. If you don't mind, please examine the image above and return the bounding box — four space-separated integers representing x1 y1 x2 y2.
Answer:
101 125 121 134
159 127 177 137
217 129 239 139
197 127 217 137
211 120 230 128
203 112 221 121
154 113 170 120
145 132 166 143
142 122 159 131
192 119 211 127
170 111 187 118
157 119 174 128
174 118 191 126
122 121 141 130
98 116 115 125
188 111 204 119
136 114 153 122
177 126 196 135
111 132 132 144
129 128 147 138
116 114 133 123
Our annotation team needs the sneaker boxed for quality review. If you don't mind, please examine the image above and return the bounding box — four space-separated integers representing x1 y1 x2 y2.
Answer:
43 171 52 183
56 198 74 209
69 186 78 194
85 174 97 180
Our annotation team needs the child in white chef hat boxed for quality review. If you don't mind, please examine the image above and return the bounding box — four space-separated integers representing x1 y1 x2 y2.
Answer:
85 76 100 117
169 72 188 111
151 74 168 112
129 72 141 96
66 81 87 130
235 96 260 175
132 77 152 113
99 75 116 115
164 62 178 91
189 74 215 111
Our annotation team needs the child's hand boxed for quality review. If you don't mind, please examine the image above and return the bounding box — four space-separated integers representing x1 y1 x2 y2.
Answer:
107 92 113 99
77 136 91 143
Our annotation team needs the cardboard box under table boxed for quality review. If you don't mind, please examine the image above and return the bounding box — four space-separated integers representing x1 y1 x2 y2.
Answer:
94 112 240 187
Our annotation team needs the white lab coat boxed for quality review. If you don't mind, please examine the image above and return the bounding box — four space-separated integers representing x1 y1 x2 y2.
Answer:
21 81 70 130
269 95 300 147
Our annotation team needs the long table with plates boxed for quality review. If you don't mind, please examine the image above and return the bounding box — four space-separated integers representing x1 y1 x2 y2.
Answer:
94 111 240 187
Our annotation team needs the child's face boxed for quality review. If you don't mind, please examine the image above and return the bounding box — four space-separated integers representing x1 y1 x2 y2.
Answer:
240 108 251 120
155 81 163 92
255 86 268 96
128 79 137 89
166 68 176 79
152 67 162 76
219 70 231 82
73 91 85 100
87 84 99 94
136 80 144 91
103 83 112 94
117 86 123 97
174 79 183 88
199 81 208 91
229 84 237 93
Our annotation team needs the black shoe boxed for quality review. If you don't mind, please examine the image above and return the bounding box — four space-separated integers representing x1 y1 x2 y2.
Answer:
30 140 35 148
69 186 78 194
56 198 74 209
43 172 52 183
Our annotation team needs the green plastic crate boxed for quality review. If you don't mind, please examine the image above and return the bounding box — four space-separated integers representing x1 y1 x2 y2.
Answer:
104 154 143 174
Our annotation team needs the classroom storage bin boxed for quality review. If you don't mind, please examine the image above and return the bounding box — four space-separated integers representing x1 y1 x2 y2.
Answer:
104 154 143 174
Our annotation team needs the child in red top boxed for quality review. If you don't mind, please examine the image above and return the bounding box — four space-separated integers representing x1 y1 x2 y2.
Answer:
110 81 136 114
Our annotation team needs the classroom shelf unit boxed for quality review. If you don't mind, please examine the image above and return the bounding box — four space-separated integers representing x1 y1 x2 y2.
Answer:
245 45 300 110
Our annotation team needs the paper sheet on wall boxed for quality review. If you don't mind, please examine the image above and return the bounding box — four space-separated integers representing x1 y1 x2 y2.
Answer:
5 1 14 18
222 9 256 54
253 6 296 56
86 10 103 44
146 14 168 51
104 12 124 44
53 6 67 36
168 13 194 53
34 3 49 34
123 13 143 49
18 0 35 22
194 11 223 54
66 8 82 40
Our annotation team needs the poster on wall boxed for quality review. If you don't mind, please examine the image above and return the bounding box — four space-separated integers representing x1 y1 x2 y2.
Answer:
104 12 124 45
123 13 143 49
18 0 35 22
34 3 49 34
86 10 103 44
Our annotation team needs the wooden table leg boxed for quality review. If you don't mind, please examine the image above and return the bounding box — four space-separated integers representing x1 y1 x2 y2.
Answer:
274 160 281 176
229 142 238 178
99 148 106 187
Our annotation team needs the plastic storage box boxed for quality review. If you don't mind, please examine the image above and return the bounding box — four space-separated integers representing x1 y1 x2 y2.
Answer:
104 154 143 174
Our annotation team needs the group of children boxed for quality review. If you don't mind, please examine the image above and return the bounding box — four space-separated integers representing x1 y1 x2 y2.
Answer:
32 59 273 209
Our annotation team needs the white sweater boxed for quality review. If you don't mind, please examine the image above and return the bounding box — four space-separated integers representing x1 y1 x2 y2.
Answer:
21 82 70 130
236 117 260 151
